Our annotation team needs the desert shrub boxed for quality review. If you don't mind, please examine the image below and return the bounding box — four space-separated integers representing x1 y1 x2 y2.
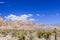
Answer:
15 31 25 40
37 31 44 38
44 31 52 38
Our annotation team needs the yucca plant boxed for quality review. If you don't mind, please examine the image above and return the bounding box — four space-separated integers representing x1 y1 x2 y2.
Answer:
53 28 57 40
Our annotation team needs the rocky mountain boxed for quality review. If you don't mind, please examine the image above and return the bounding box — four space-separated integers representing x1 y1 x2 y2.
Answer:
0 17 60 30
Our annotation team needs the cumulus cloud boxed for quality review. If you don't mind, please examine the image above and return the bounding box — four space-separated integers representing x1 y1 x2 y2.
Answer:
0 2 5 4
29 19 35 21
4 14 35 21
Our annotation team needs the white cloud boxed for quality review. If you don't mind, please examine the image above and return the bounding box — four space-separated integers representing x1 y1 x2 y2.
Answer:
36 14 45 17
36 14 40 16
5 14 35 21
0 2 5 4
56 13 59 16
29 19 35 21
28 14 33 17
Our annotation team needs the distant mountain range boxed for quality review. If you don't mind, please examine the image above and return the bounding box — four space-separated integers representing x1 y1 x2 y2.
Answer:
0 16 60 30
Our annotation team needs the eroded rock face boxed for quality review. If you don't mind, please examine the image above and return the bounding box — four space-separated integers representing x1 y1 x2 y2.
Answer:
0 17 48 30
0 16 59 30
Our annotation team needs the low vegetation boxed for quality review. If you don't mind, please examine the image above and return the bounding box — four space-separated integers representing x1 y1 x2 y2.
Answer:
0 29 59 40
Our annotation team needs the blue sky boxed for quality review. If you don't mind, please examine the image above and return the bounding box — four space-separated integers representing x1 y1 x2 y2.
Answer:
0 0 60 24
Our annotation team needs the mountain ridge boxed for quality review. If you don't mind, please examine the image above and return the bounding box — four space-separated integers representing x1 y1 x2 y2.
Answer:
0 17 59 30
